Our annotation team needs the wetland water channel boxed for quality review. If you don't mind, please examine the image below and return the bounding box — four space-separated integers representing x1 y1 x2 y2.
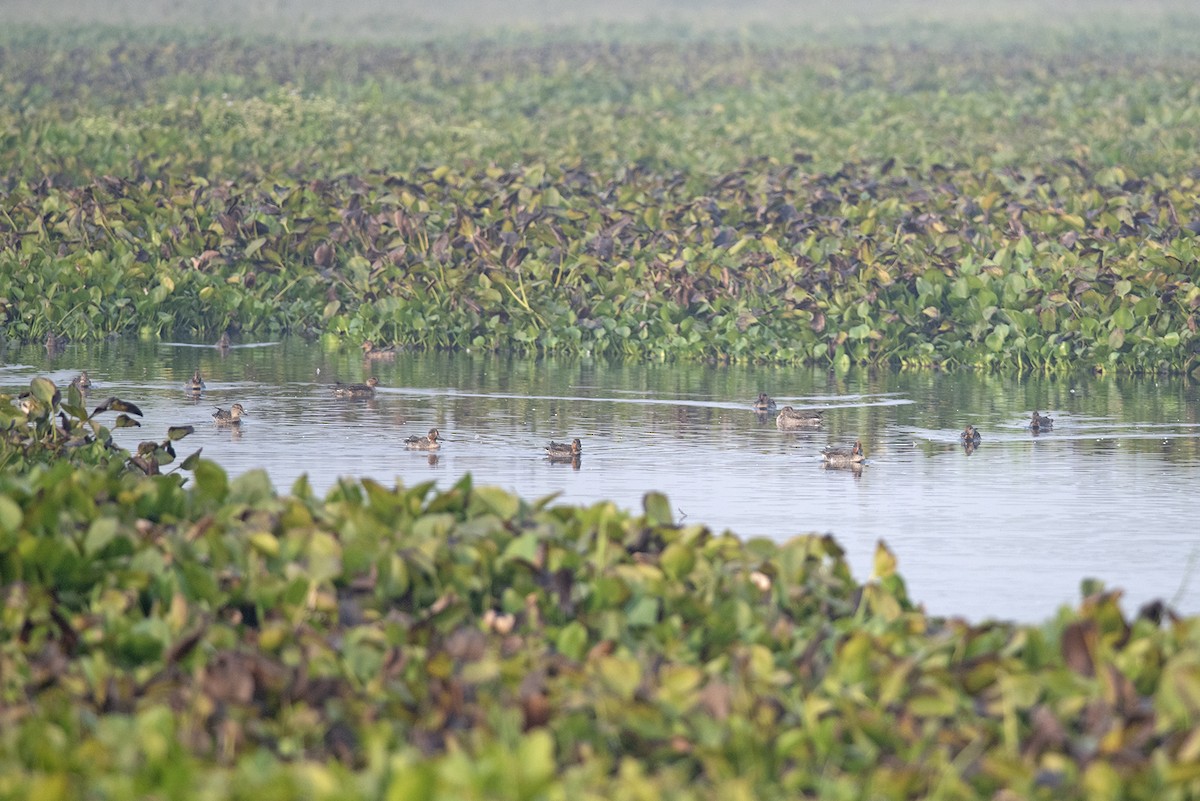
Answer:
5 338 1200 623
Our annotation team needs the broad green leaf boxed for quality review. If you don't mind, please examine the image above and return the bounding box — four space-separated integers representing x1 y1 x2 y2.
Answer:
30 377 58 404
643 492 673 527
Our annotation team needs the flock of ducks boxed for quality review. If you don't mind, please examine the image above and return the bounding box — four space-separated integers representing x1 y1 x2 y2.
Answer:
755 391 866 468
53 367 1054 469
755 392 1056 467
181 369 249 426
958 411 1052 444
182 371 564 460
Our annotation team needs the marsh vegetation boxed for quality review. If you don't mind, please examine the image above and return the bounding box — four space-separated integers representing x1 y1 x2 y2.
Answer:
3 3 1200 797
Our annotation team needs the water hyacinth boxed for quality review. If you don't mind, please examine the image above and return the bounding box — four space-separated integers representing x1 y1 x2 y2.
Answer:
0 441 1197 798
3 11 1200 797
0 31 1198 373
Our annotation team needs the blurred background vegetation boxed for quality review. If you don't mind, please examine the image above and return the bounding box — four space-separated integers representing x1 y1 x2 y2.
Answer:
6 0 1200 46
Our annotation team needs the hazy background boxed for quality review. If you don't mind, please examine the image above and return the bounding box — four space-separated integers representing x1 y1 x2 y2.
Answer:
7 0 1199 43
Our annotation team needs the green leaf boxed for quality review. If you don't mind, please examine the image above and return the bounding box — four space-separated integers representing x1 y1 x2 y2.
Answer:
85 517 121 556
643 492 673 527
0 496 22 535
501 531 542 565
873 540 898 579
471 485 520 519
555 621 589 661
659 543 695 580
626 595 660 627
192 460 229 503
30 377 58 405
596 655 642 701
167 425 195 441
180 448 203 470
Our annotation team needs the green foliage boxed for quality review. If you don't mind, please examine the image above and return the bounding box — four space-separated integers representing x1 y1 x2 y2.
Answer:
1 438 1200 798
1 378 197 477
1 33 1199 371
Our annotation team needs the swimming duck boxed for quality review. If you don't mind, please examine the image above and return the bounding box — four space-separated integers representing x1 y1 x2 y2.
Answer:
187 369 206 393
961 425 981 445
753 393 777 412
213 403 247 425
332 377 380 397
361 341 398 361
70 371 93 390
405 428 440 450
1029 411 1054 431
546 438 582 461
822 440 865 466
776 406 822 430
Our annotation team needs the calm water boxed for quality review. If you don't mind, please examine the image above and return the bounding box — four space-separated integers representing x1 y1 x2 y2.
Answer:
4 338 1200 623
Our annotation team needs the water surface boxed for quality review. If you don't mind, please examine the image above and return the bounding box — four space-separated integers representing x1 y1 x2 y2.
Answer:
4 338 1199 623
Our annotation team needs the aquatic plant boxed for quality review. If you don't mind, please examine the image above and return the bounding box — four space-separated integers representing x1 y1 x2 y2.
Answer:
1 32 1199 372
1 447 1198 798
1 377 197 475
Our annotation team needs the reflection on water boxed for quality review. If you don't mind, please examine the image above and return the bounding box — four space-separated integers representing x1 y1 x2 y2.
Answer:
3 337 1200 623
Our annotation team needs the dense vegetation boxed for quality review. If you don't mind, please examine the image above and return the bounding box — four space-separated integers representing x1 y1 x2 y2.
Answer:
3 377 1200 800
2 26 1199 371
3 10 1200 796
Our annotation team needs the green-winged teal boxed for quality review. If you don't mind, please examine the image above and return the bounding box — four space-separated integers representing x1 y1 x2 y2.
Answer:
213 403 247 425
405 428 440 450
332 377 380 397
776 406 822 430
753 393 777 412
546 438 582 460
961 424 981 445
361 341 397 361
1029 411 1054 431
187 369 206 393
822 440 865 466
70 371 92 390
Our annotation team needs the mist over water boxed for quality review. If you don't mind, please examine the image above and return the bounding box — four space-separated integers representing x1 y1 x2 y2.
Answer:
5 337 1199 623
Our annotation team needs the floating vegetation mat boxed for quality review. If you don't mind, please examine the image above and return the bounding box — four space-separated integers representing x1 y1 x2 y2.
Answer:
2 33 1199 372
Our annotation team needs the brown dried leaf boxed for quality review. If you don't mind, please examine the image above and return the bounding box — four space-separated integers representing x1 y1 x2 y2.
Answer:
698 680 732 720
1061 620 1096 677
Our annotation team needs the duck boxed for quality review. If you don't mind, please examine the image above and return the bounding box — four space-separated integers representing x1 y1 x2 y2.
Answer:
70 371 93 390
752 393 777 412
1029 411 1054 431
361 341 398 361
405 428 441 450
776 406 822 430
332 377 380 397
546 438 582 461
822 440 865 466
187 369 206 393
212 403 247 425
960 424 982 445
